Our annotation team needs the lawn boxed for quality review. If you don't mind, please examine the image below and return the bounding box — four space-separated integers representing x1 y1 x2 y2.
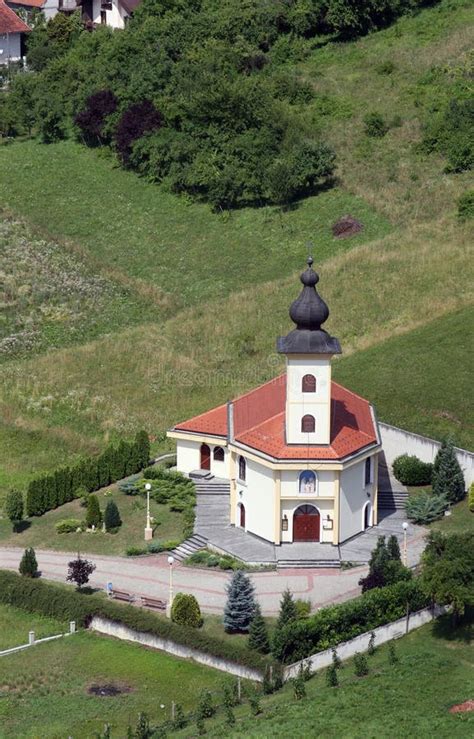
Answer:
431 498 474 536
0 626 229 738
0 485 185 555
186 611 474 738
0 603 67 651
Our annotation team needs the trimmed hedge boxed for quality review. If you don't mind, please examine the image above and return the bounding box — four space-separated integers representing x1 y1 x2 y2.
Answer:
26 431 150 517
271 580 429 663
469 483 474 513
0 571 274 673
392 454 433 486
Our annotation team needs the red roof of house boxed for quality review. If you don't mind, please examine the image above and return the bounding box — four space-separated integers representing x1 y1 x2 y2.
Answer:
173 376 378 461
7 0 44 8
0 1 31 32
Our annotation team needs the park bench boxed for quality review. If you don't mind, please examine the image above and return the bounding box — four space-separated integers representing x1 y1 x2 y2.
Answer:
109 589 135 603
141 595 167 611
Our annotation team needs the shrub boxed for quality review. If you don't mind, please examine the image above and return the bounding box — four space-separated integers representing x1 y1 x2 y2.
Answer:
332 647 342 669
74 89 118 147
115 100 163 166
104 500 122 532
295 599 311 619
19 548 38 578
291 674 306 700
392 455 433 486
359 536 411 592
432 439 465 503
248 604 270 654
85 494 102 529
171 593 203 628
354 652 369 676
4 489 24 531
364 112 388 138
326 663 338 687
388 641 398 665
376 60 395 75
368 631 376 656
196 690 215 719
406 491 449 524
248 691 262 715
469 482 474 513
458 190 474 220
277 588 298 628
55 518 83 534
423 98 473 173
66 556 96 589
224 571 256 633
172 704 186 730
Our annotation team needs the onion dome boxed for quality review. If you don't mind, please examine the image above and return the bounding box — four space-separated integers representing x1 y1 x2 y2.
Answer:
277 257 341 355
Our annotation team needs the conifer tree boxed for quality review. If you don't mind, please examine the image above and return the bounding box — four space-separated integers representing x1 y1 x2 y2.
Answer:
432 439 465 502
135 430 151 469
248 603 270 653
85 494 102 528
277 588 298 628
387 534 401 561
19 547 38 577
104 499 122 532
4 489 24 531
223 570 256 633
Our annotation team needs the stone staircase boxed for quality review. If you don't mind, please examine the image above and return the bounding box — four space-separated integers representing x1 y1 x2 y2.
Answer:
277 558 340 570
192 477 231 496
172 533 208 562
378 490 409 510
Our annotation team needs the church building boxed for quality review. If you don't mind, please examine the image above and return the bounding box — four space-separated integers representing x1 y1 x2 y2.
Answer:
168 257 382 547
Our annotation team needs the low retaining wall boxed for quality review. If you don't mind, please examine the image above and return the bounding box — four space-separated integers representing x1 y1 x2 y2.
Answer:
379 423 474 486
283 604 447 680
90 616 264 682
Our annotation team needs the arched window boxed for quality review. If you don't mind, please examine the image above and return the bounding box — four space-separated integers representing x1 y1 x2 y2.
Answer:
213 446 224 462
302 374 316 393
238 455 246 482
301 414 315 433
299 470 317 494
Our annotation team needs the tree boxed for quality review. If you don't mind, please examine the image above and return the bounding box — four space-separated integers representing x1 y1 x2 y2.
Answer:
85 494 102 529
421 531 474 622
171 593 203 627
135 430 151 469
19 547 38 578
134 712 152 739
326 663 338 687
387 535 401 561
104 500 122 532
432 439 465 503
248 603 270 653
66 555 96 589
359 535 411 592
223 570 255 633
4 489 24 531
277 588 298 628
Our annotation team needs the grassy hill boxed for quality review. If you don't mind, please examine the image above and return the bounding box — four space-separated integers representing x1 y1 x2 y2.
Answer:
0 0 473 499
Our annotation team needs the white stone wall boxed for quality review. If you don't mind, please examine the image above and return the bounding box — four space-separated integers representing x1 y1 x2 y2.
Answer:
339 458 373 542
380 422 474 486
0 33 22 64
280 498 334 543
286 355 332 444
92 0 127 28
176 439 200 474
236 457 275 542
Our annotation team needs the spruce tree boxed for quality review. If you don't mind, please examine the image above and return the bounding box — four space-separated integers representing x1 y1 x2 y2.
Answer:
359 536 390 591
248 603 270 653
223 570 256 633
135 430 151 469
326 664 339 687
432 439 465 502
104 499 122 532
85 494 102 528
387 534 401 561
19 547 38 577
4 489 24 531
277 588 298 628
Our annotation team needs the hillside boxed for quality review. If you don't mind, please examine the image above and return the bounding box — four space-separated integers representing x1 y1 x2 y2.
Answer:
0 0 473 499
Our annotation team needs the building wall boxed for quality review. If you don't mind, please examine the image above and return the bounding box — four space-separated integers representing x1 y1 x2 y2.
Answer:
286 355 332 444
0 32 22 64
176 438 229 477
339 457 375 542
280 468 335 498
92 0 127 28
236 456 275 543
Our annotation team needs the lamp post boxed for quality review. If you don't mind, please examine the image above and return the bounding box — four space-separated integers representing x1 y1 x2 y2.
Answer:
144 482 153 541
402 521 409 567
167 555 174 618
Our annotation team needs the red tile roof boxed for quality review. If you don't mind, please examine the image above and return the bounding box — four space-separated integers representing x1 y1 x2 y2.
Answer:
7 0 44 8
173 376 378 461
0 1 31 33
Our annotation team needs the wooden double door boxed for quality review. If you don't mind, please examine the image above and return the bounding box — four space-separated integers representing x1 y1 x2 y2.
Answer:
293 505 320 542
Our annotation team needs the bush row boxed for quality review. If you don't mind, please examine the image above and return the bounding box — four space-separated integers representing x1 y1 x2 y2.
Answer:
272 580 429 663
0 571 274 673
26 430 150 517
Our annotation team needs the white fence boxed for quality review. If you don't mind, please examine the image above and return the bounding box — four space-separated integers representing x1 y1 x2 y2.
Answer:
379 423 474 486
283 605 447 680
0 621 76 658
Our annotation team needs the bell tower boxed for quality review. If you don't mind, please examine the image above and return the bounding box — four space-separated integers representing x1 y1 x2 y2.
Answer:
277 257 341 445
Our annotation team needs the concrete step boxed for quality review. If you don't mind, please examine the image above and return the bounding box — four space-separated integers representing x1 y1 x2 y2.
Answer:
172 534 208 561
277 560 340 569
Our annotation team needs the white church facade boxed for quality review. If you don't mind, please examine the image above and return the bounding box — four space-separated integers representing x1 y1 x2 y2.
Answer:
168 257 382 547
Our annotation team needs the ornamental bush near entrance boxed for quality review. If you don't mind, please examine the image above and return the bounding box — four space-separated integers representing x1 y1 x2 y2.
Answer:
392 455 433 486
171 593 203 628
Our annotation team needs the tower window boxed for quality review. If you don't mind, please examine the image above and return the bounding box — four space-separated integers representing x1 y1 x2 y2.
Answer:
302 374 316 393
301 415 315 433
238 455 246 482
365 457 372 485
213 446 224 462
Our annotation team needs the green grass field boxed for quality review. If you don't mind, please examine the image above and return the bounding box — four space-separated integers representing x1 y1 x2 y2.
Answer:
0 0 473 505
0 603 67 651
186 612 474 738
0 612 228 738
0 484 184 554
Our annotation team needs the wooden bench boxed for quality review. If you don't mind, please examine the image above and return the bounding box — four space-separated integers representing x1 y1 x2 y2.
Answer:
109 589 135 603
141 595 167 611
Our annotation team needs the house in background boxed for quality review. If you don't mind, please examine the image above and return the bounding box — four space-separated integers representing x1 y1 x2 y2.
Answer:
0 0 30 64
77 0 140 29
169 257 382 548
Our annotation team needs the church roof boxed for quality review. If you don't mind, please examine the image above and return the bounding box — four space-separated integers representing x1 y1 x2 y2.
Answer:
0 0 31 33
172 376 378 462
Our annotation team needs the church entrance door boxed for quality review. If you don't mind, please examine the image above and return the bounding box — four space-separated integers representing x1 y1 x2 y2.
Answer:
200 443 211 470
293 505 320 542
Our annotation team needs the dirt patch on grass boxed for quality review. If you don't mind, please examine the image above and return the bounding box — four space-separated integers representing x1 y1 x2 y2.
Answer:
449 699 474 714
332 215 363 238
88 683 132 697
